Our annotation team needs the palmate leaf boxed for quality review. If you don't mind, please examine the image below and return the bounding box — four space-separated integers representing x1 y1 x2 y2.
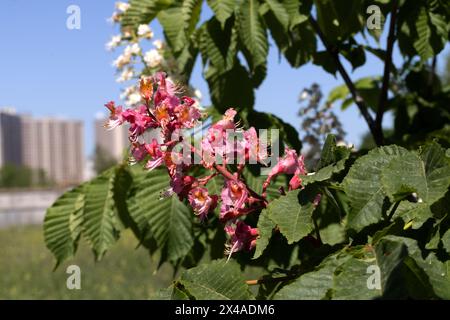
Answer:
382 142 450 205
121 0 174 30
157 7 187 53
182 0 203 33
177 259 254 300
381 142 450 229
253 208 275 259
274 239 407 300
265 0 289 31
44 185 85 268
253 188 316 251
206 0 236 28
382 236 450 299
269 190 315 244
342 145 409 232
127 167 194 263
199 17 237 74
238 0 268 69
205 62 255 112
82 168 124 260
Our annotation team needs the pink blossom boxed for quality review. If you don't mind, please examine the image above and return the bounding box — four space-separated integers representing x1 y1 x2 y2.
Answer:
188 187 218 220
243 127 267 163
144 139 163 170
174 103 201 129
122 106 156 141
220 180 249 221
263 148 306 192
212 108 237 131
104 101 124 129
225 221 259 260
163 174 197 199
130 143 148 163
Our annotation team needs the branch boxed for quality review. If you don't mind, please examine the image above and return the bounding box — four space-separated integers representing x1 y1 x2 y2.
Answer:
309 17 382 146
376 0 399 140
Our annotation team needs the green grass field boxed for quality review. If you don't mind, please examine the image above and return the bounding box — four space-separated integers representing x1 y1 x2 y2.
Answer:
0 225 174 299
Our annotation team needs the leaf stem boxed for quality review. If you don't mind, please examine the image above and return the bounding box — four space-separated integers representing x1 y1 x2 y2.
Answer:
246 274 299 286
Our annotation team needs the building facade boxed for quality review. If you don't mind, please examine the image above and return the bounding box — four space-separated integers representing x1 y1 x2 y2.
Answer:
21 116 84 186
0 109 23 167
94 116 128 162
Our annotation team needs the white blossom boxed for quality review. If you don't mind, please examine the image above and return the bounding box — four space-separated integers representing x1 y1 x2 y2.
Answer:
194 89 202 100
152 39 164 50
115 2 130 12
117 68 134 83
113 52 131 69
120 85 137 100
106 34 121 51
124 43 141 56
126 92 141 106
143 49 163 68
137 24 153 38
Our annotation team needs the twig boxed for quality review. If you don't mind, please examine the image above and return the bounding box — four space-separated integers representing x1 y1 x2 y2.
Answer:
246 274 298 286
387 201 401 221
309 17 381 146
375 0 399 142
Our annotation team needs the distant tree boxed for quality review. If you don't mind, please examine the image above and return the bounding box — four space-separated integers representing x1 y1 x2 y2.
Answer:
0 164 54 189
94 145 118 174
0 164 32 188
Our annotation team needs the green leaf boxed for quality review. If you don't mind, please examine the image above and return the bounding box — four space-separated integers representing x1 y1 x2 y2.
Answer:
83 169 123 260
382 236 450 299
274 253 349 300
121 0 174 30
206 0 236 28
301 160 348 186
268 190 314 244
253 208 275 259
275 241 408 300
442 229 450 255
314 0 364 44
343 145 409 232
158 7 187 53
154 283 191 300
182 0 203 33
199 17 237 74
312 51 338 75
127 168 194 263
381 142 450 205
266 0 289 31
205 62 255 112
395 202 433 230
179 260 254 299
238 0 268 69
44 185 84 268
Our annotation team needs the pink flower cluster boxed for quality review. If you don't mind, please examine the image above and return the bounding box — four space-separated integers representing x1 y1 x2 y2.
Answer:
105 73 308 259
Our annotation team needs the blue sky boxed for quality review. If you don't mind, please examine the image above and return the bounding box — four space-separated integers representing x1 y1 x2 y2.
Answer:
1 0 449 157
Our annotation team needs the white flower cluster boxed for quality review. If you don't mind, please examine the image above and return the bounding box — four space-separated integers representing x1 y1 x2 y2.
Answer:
106 2 202 108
